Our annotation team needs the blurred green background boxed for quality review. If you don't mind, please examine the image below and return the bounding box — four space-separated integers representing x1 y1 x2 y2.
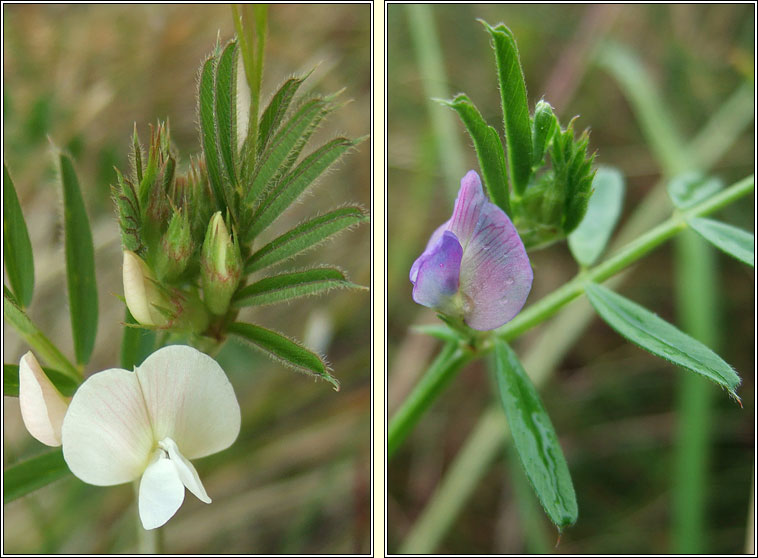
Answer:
387 4 754 554
3 4 370 554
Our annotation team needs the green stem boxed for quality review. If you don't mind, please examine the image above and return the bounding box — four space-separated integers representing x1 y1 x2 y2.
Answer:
388 341 475 458
671 228 719 552
390 174 753 463
3 293 81 380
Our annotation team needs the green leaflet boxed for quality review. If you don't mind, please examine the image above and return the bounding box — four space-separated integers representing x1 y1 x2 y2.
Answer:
228 322 339 390
492 339 578 529
246 97 330 207
119 308 157 370
248 136 361 239
215 40 239 190
481 20 533 195
4 363 78 398
585 283 742 402
233 267 362 308
199 55 226 210
568 166 626 267
3 450 72 503
4 290 80 381
59 153 98 366
667 172 723 210
3 164 35 308
441 94 510 214
687 217 754 267
257 75 309 158
245 205 368 273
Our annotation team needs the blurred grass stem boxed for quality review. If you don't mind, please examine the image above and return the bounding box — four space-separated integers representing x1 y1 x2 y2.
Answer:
406 4 466 199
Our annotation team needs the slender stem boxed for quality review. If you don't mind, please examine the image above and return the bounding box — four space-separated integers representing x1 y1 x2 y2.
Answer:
388 341 475 458
671 227 719 552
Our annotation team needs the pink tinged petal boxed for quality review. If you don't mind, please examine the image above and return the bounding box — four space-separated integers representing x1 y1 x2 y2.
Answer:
18 352 69 447
410 222 450 283
448 170 488 248
458 200 533 330
139 452 185 530
160 437 211 504
410 230 463 312
136 345 241 460
61 368 154 486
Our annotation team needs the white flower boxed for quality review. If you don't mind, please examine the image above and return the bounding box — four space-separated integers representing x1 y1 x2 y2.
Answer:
61 345 241 530
18 351 70 447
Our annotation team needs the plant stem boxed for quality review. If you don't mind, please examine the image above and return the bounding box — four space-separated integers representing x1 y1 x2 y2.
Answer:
388 341 475 458
671 228 719 552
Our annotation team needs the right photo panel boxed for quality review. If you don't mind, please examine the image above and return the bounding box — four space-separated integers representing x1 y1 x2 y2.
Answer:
387 3 755 555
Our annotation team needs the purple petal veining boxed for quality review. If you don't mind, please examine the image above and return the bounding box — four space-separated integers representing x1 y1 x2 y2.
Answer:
410 170 533 330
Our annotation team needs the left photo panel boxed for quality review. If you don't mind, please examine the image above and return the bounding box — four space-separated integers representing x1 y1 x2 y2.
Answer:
3 4 371 554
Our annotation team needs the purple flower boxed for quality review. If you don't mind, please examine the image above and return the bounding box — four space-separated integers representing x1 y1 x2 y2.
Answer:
410 171 533 331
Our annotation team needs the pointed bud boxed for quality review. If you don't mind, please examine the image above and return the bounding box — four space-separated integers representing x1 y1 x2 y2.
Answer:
154 211 193 282
201 212 242 315
19 352 69 447
123 250 171 327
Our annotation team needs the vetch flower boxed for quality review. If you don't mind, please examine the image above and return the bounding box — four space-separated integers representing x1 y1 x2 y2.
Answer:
123 250 172 327
18 351 70 447
410 170 533 331
61 345 241 530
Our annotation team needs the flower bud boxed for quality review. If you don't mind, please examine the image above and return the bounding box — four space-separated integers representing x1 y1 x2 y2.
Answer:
123 250 172 327
201 212 242 315
19 352 69 447
154 211 193 282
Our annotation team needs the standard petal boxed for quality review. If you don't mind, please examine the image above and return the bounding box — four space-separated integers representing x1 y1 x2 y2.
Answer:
61 368 154 486
411 230 463 313
458 201 533 330
139 452 185 530
448 171 488 247
18 352 69 447
160 437 211 504
136 345 241 460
